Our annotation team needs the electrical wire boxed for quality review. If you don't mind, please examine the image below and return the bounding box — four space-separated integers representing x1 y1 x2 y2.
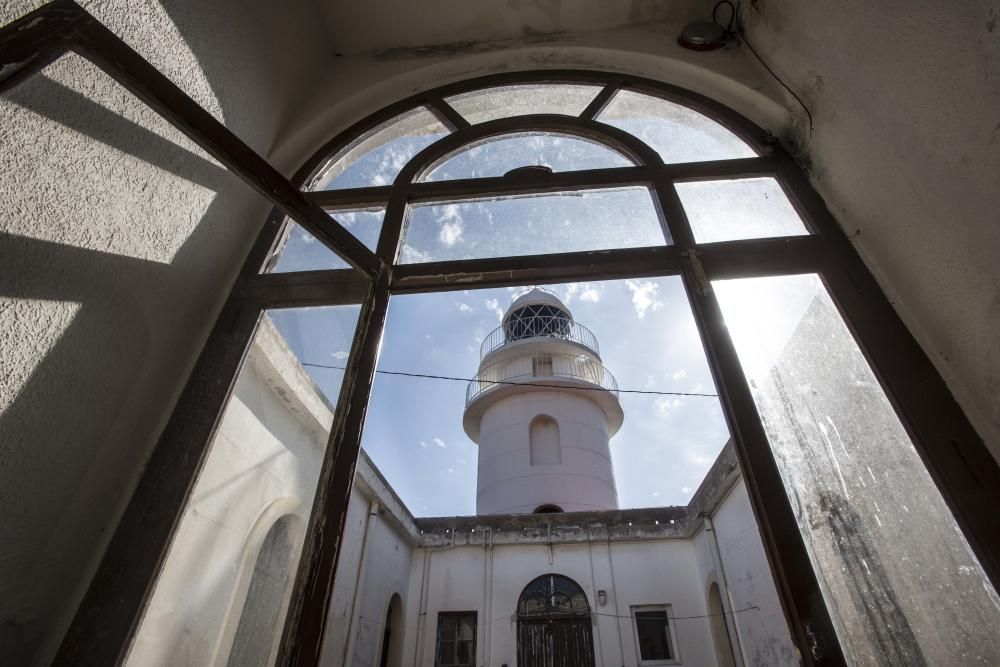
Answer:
356 605 760 632
301 362 719 398
714 0 815 136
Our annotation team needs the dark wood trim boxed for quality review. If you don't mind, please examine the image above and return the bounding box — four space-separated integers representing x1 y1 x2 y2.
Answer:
424 93 471 131
244 269 370 309
65 7 381 277
0 0 84 94
579 81 621 120
391 245 683 293
278 269 392 667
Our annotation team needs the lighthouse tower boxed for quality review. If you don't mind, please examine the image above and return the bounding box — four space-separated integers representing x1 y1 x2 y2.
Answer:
463 288 624 515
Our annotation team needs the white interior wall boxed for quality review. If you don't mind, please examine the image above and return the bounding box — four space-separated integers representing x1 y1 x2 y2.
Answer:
0 2 330 664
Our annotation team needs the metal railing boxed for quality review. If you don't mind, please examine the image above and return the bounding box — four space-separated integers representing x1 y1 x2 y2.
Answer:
466 353 619 405
480 317 600 359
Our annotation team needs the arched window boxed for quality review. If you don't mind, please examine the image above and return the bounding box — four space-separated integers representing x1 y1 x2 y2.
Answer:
533 504 564 514
517 574 591 617
708 582 736 667
54 37 998 663
377 593 403 667
529 415 561 466
227 515 298 667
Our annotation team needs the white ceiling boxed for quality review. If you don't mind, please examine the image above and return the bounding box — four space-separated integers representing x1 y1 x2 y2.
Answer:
313 0 711 55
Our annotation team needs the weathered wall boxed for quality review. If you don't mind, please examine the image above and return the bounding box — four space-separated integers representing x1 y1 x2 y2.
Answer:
403 538 724 666
0 2 330 664
740 0 1000 453
694 479 799 667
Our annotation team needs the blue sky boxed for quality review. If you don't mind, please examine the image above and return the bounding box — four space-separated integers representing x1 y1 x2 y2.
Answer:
272 278 731 517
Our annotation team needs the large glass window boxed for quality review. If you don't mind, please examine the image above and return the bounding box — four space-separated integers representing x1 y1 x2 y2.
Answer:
435 612 477 667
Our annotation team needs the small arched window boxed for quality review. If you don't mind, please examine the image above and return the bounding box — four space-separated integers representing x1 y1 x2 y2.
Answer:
227 515 298 667
534 504 564 514
529 415 561 465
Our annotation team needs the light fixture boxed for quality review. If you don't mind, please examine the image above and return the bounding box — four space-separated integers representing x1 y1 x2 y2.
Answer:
597 590 608 606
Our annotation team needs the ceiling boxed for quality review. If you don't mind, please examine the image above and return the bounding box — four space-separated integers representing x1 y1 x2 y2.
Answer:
313 0 712 55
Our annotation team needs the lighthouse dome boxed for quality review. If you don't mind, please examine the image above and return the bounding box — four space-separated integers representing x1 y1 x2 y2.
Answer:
502 287 573 343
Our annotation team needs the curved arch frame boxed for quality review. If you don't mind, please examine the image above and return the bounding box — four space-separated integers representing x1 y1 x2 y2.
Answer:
11 11 992 666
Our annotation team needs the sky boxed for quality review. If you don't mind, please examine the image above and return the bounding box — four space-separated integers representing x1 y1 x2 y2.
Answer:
261 85 786 517
270 278 731 517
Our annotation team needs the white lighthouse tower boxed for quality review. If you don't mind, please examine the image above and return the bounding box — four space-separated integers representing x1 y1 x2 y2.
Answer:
463 288 624 515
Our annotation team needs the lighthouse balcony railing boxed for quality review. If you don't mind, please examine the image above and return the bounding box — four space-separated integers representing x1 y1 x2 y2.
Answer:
466 353 619 406
480 318 600 359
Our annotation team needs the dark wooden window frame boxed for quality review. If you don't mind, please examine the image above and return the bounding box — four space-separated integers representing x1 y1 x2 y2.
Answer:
4 3 999 667
434 611 478 667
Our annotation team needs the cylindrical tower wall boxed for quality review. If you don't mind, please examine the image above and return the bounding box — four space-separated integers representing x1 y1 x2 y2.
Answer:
475 390 618 515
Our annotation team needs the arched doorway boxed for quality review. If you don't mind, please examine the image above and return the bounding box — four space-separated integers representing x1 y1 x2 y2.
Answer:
516 574 595 667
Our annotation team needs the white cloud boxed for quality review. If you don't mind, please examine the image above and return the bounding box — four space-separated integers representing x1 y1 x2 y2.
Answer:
654 396 682 414
682 486 693 495
457 302 472 312
625 279 663 319
446 467 455 474
420 441 428 448
437 204 464 246
485 298 503 321
671 369 687 381
440 221 463 246
651 491 661 498
330 350 349 360
433 437 447 448
580 287 601 303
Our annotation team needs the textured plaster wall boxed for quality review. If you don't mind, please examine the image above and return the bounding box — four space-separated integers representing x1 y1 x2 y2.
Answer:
0 2 329 664
741 0 1000 453
272 21 790 174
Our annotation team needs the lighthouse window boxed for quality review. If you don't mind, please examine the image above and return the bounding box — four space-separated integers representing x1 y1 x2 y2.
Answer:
529 415 561 466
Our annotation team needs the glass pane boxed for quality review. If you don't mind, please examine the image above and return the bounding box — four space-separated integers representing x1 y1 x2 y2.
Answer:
635 611 671 660
400 187 665 263
714 274 1000 665
598 89 757 163
676 177 808 243
267 209 384 273
310 106 449 190
445 83 602 124
421 132 633 182
127 305 362 667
